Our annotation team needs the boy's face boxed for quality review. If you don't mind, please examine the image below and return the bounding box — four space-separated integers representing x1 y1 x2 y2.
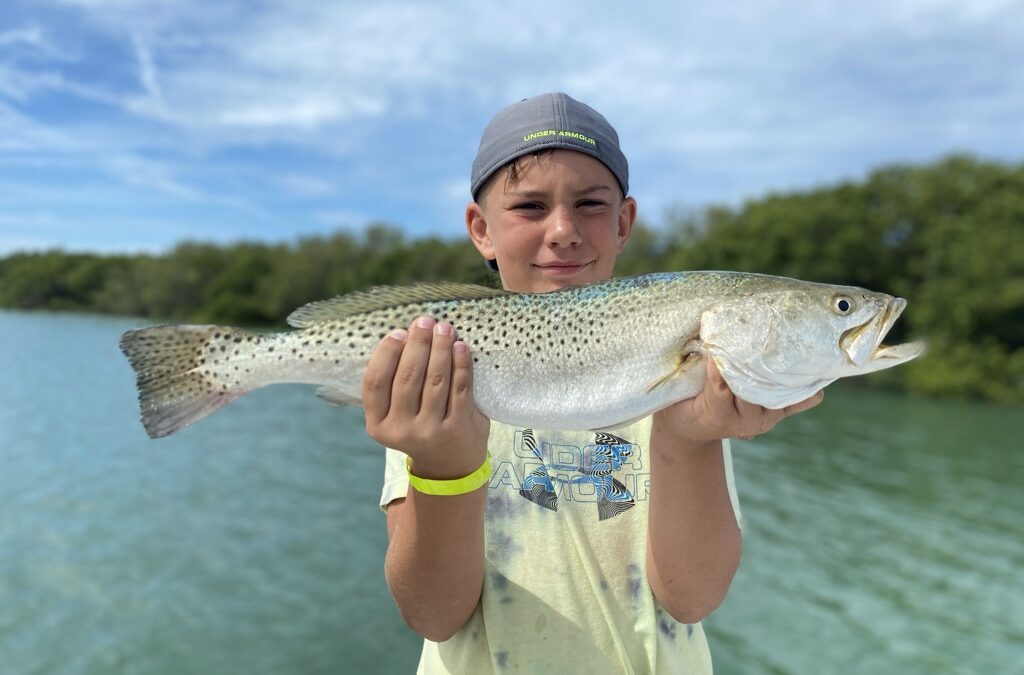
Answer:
466 150 637 294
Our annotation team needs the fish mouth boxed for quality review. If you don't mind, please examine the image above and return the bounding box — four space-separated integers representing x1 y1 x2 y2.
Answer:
840 297 926 370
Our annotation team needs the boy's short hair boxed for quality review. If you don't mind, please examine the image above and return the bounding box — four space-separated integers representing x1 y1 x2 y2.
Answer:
470 92 629 201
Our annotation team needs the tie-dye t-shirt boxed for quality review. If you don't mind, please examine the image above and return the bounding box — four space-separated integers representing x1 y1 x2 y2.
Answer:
380 418 741 675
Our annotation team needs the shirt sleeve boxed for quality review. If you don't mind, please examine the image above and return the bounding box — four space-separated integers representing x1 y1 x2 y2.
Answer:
380 446 410 511
721 438 742 529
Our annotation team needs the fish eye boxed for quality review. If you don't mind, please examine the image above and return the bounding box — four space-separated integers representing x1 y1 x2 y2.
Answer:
833 296 854 314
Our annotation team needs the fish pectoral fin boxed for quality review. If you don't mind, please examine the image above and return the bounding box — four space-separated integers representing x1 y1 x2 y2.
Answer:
644 347 703 394
315 385 362 407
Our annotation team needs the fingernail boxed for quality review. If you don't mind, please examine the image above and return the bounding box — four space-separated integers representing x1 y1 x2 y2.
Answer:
453 340 468 354
415 316 434 330
435 322 452 336
389 329 408 341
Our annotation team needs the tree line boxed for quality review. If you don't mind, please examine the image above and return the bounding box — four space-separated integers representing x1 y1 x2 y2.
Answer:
2 155 1021 402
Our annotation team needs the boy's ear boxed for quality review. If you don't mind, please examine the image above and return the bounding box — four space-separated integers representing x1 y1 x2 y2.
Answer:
616 196 638 253
466 201 497 261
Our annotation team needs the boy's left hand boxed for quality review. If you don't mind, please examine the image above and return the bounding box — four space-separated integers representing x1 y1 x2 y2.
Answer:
652 358 824 448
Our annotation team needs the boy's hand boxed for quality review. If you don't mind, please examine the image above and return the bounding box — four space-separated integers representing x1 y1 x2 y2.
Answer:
361 316 490 479
653 358 824 448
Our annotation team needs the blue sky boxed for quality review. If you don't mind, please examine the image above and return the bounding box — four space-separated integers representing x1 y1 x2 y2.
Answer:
1 0 1022 255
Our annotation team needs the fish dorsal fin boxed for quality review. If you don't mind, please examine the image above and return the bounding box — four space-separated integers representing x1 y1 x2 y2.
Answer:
287 282 510 327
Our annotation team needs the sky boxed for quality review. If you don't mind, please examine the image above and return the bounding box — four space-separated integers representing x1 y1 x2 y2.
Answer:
0 0 1022 255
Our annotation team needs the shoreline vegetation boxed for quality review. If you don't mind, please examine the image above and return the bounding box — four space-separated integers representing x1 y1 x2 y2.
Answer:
3 155 1022 402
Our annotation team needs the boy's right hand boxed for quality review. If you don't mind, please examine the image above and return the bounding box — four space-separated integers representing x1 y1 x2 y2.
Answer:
361 316 490 479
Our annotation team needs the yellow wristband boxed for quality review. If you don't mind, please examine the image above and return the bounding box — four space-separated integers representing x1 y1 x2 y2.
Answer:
406 452 492 496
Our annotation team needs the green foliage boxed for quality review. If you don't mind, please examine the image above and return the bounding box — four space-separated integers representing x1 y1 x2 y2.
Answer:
0 225 495 328
1 155 1021 400
0 251 119 310
662 155 1024 401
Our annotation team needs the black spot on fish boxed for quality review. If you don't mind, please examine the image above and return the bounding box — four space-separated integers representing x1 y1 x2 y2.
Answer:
495 651 509 669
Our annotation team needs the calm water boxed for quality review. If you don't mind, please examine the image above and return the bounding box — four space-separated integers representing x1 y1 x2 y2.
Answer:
2 310 1022 674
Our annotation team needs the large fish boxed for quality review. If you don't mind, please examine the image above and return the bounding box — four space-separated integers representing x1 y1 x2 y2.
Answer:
119 271 925 438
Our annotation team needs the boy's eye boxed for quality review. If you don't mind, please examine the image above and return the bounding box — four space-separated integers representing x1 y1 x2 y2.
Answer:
578 199 606 208
512 202 543 210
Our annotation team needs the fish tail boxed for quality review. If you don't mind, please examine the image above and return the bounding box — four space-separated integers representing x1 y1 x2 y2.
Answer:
119 324 255 438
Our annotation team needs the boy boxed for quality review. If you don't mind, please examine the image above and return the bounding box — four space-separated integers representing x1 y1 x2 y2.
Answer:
363 93 822 673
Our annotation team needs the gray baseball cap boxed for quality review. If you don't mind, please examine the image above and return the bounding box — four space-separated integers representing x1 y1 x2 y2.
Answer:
470 92 629 199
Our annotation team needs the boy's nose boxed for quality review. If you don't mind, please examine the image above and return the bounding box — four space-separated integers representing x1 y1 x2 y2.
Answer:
545 206 583 248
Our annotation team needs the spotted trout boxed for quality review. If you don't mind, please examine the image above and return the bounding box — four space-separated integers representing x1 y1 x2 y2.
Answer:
119 271 925 438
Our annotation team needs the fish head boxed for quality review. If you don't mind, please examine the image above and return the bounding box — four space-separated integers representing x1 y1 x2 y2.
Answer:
699 281 926 409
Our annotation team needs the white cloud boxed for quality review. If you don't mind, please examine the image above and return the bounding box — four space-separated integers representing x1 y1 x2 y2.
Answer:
132 34 163 105
0 101 80 151
43 1 461 132
0 0 1020 254
277 173 336 197
104 155 203 201
0 25 44 47
23 0 1022 161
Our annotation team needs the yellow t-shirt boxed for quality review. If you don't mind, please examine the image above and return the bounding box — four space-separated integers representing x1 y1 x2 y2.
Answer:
380 418 741 675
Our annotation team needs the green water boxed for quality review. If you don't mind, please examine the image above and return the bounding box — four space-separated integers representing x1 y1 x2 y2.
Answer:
2 310 1021 674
